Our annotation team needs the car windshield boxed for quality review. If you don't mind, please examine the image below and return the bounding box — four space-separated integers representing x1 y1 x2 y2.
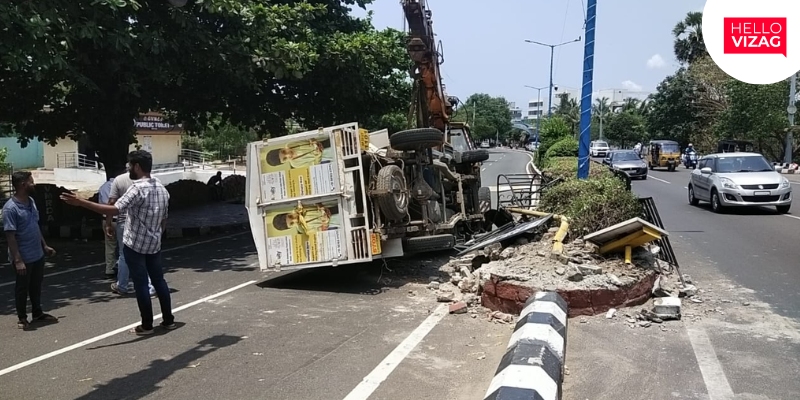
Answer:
448 128 470 153
613 152 640 161
658 143 679 153
593 141 608 148
715 155 773 172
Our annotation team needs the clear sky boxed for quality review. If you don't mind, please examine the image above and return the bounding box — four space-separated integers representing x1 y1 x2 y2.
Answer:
351 0 706 109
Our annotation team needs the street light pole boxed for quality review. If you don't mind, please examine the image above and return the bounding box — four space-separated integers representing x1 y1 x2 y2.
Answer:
524 37 581 118
577 0 597 179
524 85 548 149
786 72 797 165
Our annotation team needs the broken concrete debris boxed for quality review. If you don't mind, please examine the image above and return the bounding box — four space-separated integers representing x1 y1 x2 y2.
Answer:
653 297 682 320
449 301 468 314
678 284 698 298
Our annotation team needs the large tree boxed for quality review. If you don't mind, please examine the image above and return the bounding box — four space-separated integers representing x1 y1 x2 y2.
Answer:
645 69 699 148
0 0 410 178
604 111 646 148
452 93 513 140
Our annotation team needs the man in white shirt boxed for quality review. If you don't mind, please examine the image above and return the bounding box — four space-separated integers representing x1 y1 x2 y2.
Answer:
105 168 156 297
98 177 116 278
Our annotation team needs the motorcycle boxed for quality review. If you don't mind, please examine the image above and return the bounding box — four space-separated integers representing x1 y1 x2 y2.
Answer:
683 151 698 169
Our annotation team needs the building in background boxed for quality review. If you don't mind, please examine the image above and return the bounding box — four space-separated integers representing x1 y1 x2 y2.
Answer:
42 111 182 169
516 86 651 123
508 102 523 122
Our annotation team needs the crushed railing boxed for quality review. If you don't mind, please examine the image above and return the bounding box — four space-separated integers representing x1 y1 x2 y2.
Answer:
638 197 680 270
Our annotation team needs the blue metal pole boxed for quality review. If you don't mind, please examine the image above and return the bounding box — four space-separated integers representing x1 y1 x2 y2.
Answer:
577 0 596 179
547 47 554 118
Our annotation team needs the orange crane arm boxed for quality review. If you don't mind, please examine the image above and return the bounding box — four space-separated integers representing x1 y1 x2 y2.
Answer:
402 0 456 132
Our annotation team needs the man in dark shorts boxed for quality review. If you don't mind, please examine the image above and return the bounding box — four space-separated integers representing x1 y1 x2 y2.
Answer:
3 171 57 329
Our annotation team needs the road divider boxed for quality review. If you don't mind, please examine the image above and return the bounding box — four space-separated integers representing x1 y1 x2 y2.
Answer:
484 291 568 400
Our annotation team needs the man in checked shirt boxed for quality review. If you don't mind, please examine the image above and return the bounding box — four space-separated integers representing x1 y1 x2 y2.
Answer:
61 150 175 335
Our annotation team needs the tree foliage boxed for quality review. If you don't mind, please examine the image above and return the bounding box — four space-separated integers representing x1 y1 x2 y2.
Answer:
604 111 646 147
0 0 411 177
452 93 513 140
537 116 572 155
644 10 799 161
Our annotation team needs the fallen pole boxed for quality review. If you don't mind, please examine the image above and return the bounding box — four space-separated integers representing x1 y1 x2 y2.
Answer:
505 207 569 254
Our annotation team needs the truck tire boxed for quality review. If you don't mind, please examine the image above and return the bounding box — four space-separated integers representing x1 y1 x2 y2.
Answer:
458 149 490 164
375 165 408 221
403 234 456 254
478 186 491 213
390 128 444 151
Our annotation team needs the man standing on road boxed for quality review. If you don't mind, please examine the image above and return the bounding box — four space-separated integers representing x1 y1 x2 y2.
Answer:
3 171 58 329
98 175 117 279
61 150 175 335
106 167 156 297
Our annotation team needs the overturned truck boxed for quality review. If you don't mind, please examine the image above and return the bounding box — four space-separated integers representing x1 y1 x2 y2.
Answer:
245 123 492 272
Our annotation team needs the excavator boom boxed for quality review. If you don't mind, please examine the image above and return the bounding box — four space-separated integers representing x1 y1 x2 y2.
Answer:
402 0 456 132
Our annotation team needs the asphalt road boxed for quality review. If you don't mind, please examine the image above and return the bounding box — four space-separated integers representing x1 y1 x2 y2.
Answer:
0 151 530 400
480 148 534 209
566 163 800 400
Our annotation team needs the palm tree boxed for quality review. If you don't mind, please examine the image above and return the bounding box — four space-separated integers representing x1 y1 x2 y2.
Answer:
673 11 706 64
621 97 641 112
592 97 611 119
554 93 581 135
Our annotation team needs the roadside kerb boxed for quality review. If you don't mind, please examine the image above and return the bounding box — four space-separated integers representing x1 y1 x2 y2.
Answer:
484 291 568 400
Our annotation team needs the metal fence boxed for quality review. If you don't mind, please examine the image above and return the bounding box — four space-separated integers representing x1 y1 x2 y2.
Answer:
56 152 100 169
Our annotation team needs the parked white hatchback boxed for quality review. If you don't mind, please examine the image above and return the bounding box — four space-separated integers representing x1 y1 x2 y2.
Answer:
687 152 792 214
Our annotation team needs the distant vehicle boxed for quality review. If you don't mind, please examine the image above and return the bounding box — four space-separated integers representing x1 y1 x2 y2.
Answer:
590 140 609 157
687 152 792 214
480 140 490 149
605 150 648 180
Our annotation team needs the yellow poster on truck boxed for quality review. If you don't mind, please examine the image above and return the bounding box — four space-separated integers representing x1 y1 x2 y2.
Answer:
263 200 345 266
258 132 339 202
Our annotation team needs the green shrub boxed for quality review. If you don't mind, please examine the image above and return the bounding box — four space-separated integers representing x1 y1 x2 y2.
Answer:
541 157 611 181
539 175 641 238
544 138 578 160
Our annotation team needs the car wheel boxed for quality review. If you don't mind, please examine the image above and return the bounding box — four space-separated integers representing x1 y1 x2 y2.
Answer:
711 189 724 213
641 175 647 180
688 185 699 206
777 204 791 214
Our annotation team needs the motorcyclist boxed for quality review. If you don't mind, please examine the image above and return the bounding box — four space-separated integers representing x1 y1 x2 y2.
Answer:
684 143 698 168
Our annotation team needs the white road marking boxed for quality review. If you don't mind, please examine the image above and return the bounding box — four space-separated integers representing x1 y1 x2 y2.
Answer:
481 168 486 172
342 304 448 400
648 176 671 184
783 214 800 221
686 327 735 399
0 278 258 377
0 231 250 289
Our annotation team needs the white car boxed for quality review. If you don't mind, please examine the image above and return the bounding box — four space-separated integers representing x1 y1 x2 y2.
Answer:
590 141 609 157
687 152 792 214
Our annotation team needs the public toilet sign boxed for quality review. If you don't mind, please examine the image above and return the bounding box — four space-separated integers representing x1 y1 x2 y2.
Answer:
133 113 181 131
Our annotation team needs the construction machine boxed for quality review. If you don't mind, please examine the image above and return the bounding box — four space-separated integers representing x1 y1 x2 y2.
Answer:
244 0 492 272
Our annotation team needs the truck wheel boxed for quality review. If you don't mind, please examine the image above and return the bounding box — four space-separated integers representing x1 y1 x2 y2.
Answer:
375 165 408 221
403 234 456 254
478 186 492 213
458 149 490 164
389 128 444 151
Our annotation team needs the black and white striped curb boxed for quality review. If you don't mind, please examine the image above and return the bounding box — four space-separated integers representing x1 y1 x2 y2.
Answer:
484 291 568 400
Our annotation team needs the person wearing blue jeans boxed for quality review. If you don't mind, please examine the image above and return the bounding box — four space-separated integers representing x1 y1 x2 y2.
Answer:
105 169 155 297
62 150 175 335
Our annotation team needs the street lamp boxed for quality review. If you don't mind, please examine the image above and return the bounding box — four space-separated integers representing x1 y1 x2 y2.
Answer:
524 37 582 118
524 85 548 149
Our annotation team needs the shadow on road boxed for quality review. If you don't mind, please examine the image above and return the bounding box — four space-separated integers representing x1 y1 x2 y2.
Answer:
0 235 257 317
73 334 242 400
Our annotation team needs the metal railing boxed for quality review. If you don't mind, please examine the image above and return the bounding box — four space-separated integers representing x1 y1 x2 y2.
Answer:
57 152 100 169
179 149 208 169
